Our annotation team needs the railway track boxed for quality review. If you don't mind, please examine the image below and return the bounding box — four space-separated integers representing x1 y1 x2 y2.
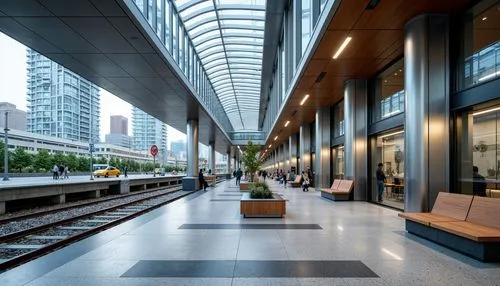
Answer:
0 188 195 271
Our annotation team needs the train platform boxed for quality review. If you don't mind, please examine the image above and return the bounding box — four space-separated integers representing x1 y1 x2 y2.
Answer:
1 180 499 285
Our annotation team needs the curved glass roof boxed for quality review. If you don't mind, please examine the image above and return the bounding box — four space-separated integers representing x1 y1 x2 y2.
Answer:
174 0 266 131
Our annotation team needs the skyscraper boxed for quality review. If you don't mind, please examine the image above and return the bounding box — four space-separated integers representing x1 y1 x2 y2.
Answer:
132 107 167 153
105 115 131 148
26 49 100 143
110 115 128 135
0 102 27 131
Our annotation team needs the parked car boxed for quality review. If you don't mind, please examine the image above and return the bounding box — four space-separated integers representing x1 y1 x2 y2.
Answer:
154 168 166 176
93 166 120 178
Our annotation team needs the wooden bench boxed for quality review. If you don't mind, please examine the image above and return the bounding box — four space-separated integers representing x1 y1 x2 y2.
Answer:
320 179 354 201
289 175 302 188
399 192 500 262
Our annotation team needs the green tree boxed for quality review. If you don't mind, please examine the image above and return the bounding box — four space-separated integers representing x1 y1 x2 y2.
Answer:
11 148 32 172
66 154 78 171
52 152 67 167
242 140 261 182
78 156 90 172
34 149 52 172
97 157 107 164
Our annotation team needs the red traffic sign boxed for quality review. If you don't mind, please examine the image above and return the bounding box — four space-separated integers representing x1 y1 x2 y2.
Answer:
150 145 158 157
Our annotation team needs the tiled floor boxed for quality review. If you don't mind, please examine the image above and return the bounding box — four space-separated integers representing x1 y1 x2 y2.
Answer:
1 179 500 285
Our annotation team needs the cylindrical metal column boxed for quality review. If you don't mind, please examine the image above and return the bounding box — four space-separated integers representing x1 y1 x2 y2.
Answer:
209 142 216 174
315 107 331 189
283 141 290 173
289 134 298 173
404 14 449 212
344 79 368 200
186 119 199 177
227 151 231 175
299 124 311 175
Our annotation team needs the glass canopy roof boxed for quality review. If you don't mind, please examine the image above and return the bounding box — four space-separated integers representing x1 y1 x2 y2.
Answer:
174 0 266 131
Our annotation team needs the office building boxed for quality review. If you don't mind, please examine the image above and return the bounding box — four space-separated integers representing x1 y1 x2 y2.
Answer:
105 115 131 148
0 102 27 131
110 115 128 135
26 49 100 143
131 107 167 153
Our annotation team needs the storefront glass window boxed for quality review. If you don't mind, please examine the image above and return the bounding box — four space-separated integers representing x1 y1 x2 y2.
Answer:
332 145 344 180
333 100 344 138
456 104 500 198
371 60 404 123
460 1 500 89
371 129 405 210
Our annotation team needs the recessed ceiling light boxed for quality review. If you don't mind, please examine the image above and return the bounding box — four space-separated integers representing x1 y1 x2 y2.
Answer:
384 80 388 83
394 73 398 76
274 136 278 141
268 144 271 148
300 94 309 106
332 36 352 59
284 121 290 127
482 16 487 21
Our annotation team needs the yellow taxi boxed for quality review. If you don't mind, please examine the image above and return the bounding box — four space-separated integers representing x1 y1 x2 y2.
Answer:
93 166 120 178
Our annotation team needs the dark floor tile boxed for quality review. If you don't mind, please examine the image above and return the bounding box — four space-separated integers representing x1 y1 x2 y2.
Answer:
210 199 241 201
121 260 235 277
121 260 378 278
178 224 322 229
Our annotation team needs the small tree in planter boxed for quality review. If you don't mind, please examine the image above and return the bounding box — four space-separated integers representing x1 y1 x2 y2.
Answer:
249 181 273 199
241 140 261 182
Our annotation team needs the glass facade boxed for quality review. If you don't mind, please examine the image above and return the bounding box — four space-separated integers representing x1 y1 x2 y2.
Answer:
455 105 500 198
331 145 344 180
371 129 405 209
131 107 167 153
459 1 500 90
26 49 100 144
371 60 405 123
332 100 344 138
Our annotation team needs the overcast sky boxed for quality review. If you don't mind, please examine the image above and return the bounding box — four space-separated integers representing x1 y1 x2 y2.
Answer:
0 32 186 147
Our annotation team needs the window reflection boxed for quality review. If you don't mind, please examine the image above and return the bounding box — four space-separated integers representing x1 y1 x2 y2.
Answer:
457 105 500 198
372 129 405 210
461 2 500 89
372 60 405 123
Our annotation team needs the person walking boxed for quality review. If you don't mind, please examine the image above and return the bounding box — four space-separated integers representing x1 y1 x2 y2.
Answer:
58 164 64 180
199 169 207 191
52 164 59 180
235 168 242 186
124 166 128 178
283 170 289 188
376 163 386 202
64 165 69 179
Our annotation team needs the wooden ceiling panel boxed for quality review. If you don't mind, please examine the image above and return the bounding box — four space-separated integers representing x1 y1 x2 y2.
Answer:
327 0 369 30
344 29 402 59
325 59 368 76
303 59 329 76
313 30 348 59
295 76 317 90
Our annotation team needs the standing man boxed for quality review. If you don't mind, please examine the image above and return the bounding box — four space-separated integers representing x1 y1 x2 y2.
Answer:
199 168 207 191
124 166 128 178
235 168 242 186
376 163 386 202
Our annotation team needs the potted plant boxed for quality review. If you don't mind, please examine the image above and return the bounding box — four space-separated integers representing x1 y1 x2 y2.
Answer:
240 180 286 218
241 140 260 182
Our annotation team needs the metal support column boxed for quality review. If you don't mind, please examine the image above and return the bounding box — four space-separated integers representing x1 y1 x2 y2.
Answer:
183 119 199 191
404 14 450 212
315 107 331 189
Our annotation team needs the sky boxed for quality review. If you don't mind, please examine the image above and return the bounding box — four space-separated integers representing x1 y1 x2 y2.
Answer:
0 32 187 148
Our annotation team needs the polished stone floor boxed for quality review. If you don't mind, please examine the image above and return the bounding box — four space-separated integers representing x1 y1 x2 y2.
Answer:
1 179 499 285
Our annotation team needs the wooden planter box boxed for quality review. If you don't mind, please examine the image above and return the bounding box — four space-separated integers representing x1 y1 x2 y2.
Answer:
240 193 286 218
240 182 249 191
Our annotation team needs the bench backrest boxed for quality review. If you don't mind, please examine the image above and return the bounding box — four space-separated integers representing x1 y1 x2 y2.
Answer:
294 175 302 183
338 180 354 193
330 180 341 190
466 196 500 229
431 192 473 220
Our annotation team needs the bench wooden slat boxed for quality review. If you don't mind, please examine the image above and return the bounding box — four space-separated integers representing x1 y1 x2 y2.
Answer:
430 192 473 221
466 196 500 229
331 180 341 190
431 221 500 242
398 213 461 226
